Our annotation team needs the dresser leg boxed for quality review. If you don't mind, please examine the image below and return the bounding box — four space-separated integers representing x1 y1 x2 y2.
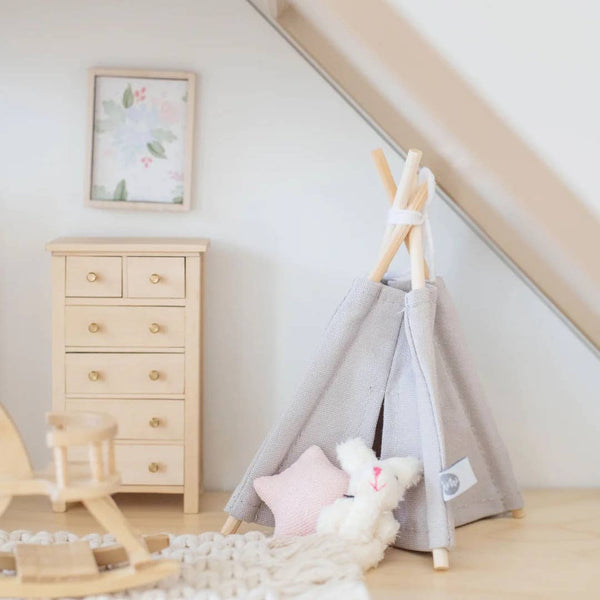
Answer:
52 500 67 513
183 490 199 514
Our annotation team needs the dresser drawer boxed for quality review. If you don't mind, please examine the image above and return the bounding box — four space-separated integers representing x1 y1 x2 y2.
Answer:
66 257 122 297
65 306 185 347
66 399 184 440
69 443 184 485
115 444 184 485
127 257 185 298
65 353 184 395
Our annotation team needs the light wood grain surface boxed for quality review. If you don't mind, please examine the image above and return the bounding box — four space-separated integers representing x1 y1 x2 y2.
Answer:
126 257 185 299
66 256 123 298
84 69 196 213
65 353 185 396
49 239 208 511
46 237 210 253
65 306 185 348
1 490 598 598
66 399 184 442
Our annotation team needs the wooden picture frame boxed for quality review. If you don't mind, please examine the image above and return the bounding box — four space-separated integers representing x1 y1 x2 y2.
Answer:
85 68 196 212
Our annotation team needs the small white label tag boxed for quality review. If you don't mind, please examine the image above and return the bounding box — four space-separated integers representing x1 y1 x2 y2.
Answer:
440 457 477 501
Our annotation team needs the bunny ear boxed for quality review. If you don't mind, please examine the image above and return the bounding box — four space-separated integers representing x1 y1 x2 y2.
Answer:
336 438 376 474
384 456 423 490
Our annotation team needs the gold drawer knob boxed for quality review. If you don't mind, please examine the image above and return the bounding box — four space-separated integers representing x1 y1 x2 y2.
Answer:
149 323 160 334
148 462 160 473
149 370 160 381
149 273 161 284
149 417 161 428
88 370 100 381
86 272 98 282
88 322 100 333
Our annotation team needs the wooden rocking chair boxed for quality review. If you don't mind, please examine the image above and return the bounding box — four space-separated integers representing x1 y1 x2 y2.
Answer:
0 405 178 597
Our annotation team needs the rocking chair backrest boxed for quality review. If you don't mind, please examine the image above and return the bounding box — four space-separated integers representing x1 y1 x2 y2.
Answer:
46 411 117 448
0 404 33 479
46 411 118 487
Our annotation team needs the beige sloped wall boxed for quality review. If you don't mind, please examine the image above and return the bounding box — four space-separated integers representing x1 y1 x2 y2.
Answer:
274 0 600 351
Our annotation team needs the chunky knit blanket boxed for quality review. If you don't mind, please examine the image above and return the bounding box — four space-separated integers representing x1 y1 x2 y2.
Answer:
0 530 369 599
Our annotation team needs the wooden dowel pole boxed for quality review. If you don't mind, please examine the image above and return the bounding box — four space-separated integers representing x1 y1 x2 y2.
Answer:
378 149 422 258
409 226 426 290
432 547 449 571
371 148 430 278
407 159 426 290
107 441 116 475
221 515 242 535
90 442 104 482
369 183 428 282
371 148 396 203
53 446 68 489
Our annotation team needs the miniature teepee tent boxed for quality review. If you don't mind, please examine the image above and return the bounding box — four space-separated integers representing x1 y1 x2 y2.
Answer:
223 149 523 570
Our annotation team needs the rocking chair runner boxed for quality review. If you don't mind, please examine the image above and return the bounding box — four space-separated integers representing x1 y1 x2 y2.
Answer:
0 405 178 597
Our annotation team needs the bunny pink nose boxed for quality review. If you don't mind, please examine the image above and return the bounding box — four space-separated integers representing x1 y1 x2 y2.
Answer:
370 466 386 492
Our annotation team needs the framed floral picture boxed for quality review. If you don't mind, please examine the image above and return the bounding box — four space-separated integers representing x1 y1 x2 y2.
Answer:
85 68 195 211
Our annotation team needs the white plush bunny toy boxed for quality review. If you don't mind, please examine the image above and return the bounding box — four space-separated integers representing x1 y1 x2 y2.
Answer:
317 438 423 569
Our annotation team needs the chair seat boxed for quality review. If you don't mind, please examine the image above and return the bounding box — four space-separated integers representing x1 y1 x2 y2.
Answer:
15 541 98 582
0 462 120 502
0 533 170 572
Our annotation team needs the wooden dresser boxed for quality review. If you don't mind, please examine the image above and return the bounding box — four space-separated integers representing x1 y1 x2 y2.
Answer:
46 237 209 513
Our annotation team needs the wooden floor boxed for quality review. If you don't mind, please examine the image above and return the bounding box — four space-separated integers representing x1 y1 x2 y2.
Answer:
1 489 598 598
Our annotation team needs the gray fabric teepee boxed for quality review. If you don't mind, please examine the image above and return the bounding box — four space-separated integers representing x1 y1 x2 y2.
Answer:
225 276 522 551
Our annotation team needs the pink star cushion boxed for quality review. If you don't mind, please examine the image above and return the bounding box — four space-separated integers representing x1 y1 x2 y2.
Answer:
253 445 350 537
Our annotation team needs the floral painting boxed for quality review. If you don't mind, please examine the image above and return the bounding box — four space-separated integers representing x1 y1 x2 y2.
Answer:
90 74 191 207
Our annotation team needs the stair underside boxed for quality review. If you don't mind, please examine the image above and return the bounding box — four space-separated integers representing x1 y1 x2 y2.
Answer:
250 0 600 355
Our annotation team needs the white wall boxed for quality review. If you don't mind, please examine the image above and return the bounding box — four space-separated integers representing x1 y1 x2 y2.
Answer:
389 0 600 221
0 0 598 491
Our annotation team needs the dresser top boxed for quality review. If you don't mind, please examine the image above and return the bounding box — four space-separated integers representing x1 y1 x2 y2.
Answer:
46 237 210 254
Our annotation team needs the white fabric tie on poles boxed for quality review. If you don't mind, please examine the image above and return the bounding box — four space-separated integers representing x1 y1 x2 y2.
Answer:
386 208 425 226
386 167 437 279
